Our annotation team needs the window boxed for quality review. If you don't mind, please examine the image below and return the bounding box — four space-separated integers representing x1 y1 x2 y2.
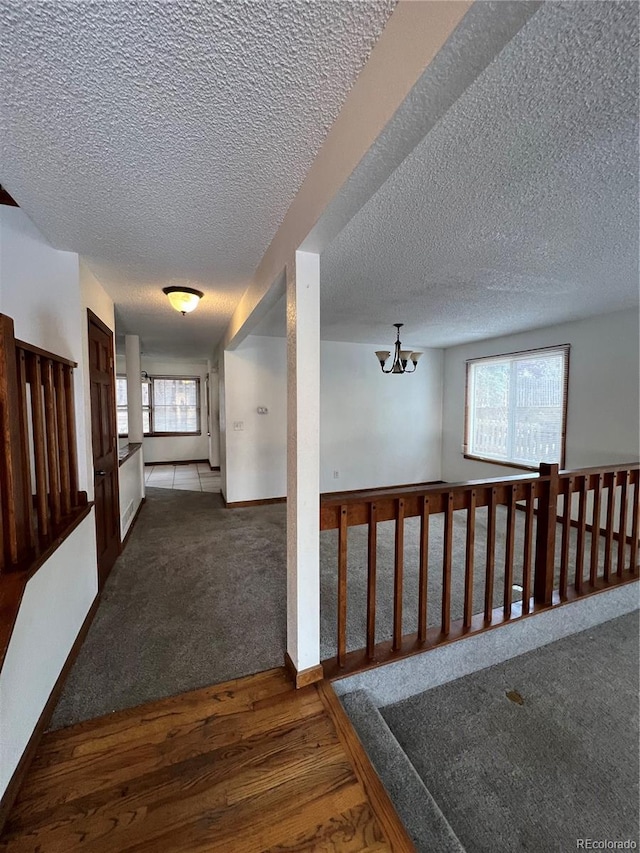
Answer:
116 376 128 437
464 345 569 469
116 376 199 437
150 377 200 435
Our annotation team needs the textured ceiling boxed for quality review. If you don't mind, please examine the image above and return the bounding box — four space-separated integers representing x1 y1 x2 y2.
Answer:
0 0 395 358
255 1 639 348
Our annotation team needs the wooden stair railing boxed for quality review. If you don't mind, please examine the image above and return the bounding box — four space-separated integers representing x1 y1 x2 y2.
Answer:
0 314 90 669
321 462 639 679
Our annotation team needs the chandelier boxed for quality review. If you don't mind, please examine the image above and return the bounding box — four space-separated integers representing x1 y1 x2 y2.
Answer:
375 323 423 374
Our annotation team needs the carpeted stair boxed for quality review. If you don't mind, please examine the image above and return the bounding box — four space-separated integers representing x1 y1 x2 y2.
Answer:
339 689 465 853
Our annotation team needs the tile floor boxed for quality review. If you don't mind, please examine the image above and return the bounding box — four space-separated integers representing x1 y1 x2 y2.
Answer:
144 463 221 493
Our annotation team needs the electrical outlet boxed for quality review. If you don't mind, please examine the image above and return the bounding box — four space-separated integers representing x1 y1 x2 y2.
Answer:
233 421 244 431
333 470 339 479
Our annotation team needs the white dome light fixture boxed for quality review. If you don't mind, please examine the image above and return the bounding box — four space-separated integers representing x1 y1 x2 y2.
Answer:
163 286 204 315
375 323 423 374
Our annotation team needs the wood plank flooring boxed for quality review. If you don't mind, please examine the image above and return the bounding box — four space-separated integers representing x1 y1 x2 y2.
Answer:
1 668 414 852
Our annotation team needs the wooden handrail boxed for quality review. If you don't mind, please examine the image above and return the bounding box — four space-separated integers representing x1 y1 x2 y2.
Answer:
321 460 640 678
14 339 77 369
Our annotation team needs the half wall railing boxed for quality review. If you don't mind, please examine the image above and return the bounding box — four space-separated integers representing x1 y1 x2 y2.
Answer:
320 462 639 678
0 314 89 668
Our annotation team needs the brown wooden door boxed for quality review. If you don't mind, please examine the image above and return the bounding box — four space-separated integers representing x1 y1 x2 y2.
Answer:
88 310 120 587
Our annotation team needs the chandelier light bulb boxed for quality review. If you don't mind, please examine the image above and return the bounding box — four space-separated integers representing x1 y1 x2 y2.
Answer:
374 324 422 374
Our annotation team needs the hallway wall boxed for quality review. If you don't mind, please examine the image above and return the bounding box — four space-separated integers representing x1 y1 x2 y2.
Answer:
222 335 443 503
0 207 107 799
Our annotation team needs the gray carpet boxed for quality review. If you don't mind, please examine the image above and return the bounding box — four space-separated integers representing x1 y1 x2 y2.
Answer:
340 690 465 853
51 487 615 728
51 488 288 728
377 611 640 853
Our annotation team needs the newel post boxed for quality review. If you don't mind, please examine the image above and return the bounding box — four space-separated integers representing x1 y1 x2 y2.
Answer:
0 314 30 569
534 462 559 606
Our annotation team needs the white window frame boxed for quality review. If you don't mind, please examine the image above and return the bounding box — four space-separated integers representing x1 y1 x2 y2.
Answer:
463 344 570 470
147 376 201 437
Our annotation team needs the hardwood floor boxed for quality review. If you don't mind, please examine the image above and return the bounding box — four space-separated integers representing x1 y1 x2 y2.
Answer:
1 668 414 852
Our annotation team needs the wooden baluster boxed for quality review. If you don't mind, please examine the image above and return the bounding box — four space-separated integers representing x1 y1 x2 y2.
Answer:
54 362 71 516
534 463 558 607
629 470 640 577
559 477 573 600
393 498 404 652
16 348 35 550
337 506 348 668
616 470 629 577
63 364 79 505
366 502 377 660
442 492 453 635
464 490 476 629
574 476 588 593
503 485 516 618
418 495 429 643
484 487 497 622
42 358 61 527
590 473 603 585
603 472 616 582
630 471 639 576
522 482 534 613
0 481 3 571
0 314 29 567
29 354 49 539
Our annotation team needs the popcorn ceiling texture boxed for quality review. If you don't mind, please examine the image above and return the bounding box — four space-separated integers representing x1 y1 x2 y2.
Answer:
316 1 639 347
0 0 395 358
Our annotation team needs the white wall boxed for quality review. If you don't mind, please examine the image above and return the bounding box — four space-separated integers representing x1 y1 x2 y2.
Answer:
218 349 228 496
0 518 97 793
0 207 103 800
222 335 443 503
441 310 640 483
224 337 287 503
208 364 221 468
320 340 443 493
80 261 116 501
119 449 145 538
0 207 88 488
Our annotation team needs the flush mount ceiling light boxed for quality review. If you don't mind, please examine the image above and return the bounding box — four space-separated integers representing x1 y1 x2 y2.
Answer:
375 323 423 374
162 286 204 315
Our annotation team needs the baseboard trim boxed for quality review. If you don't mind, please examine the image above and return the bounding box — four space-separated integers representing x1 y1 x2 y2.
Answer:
120 498 146 551
225 496 286 509
144 459 209 467
0 591 102 833
284 652 324 689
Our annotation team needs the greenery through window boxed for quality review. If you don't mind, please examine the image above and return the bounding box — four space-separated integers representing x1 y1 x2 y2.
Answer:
464 346 569 468
116 376 199 437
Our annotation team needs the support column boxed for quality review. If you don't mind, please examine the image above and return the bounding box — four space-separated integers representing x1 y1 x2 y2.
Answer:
124 334 143 443
286 251 322 687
